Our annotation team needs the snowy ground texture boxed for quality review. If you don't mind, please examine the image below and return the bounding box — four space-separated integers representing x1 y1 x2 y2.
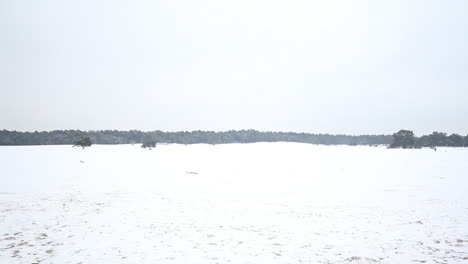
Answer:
1 143 468 264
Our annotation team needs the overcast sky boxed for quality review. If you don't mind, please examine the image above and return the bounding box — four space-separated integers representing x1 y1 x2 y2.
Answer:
1 0 467 135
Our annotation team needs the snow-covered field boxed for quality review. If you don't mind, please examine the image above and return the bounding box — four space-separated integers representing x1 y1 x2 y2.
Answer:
1 143 467 264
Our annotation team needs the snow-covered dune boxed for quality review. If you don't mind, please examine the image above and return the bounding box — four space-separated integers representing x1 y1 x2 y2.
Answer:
1 143 467 263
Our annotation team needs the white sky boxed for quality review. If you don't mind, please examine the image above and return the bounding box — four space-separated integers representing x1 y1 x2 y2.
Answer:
1 0 467 135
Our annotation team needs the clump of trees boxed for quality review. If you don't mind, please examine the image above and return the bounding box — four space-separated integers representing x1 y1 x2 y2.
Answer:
418 132 466 147
73 137 92 149
389 130 419 149
389 130 468 149
141 140 156 150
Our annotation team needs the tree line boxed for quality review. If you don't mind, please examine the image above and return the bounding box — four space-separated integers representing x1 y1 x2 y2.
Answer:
0 129 391 146
1 129 466 147
389 130 468 148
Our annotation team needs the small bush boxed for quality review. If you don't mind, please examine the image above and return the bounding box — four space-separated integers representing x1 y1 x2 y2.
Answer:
141 140 156 150
73 137 92 149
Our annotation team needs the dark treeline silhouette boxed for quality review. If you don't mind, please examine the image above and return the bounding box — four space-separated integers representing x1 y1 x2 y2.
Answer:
0 129 391 146
1 129 466 147
389 130 468 148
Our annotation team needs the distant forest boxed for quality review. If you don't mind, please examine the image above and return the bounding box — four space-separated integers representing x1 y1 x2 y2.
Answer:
0 129 467 147
0 130 391 146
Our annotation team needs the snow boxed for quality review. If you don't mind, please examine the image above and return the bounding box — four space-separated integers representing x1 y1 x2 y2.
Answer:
1 143 468 264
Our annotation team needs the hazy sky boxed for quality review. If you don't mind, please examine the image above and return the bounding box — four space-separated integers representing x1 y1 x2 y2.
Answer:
2 0 467 135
